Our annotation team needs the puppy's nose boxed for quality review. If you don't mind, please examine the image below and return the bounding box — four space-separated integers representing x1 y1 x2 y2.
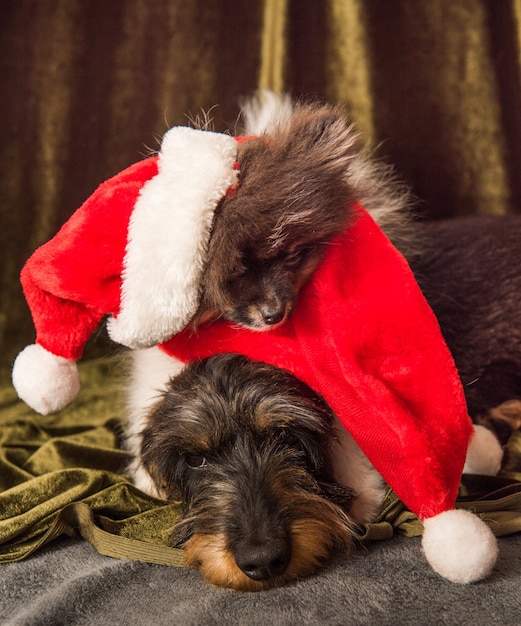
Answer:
234 537 291 581
259 304 286 326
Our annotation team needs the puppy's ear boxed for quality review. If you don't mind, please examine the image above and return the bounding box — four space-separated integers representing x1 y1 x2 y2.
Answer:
231 101 360 237
292 103 357 149
241 93 357 157
267 101 358 171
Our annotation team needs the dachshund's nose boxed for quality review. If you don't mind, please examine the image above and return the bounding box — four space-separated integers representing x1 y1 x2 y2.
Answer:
234 536 291 581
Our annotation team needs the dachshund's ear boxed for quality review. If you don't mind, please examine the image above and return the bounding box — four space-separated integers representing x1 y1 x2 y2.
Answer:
170 517 194 547
140 426 182 500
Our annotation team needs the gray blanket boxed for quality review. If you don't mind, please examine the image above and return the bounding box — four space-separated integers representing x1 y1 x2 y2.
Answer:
2 533 521 625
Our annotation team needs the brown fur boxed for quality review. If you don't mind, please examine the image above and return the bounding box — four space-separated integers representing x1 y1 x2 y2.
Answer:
193 101 409 330
193 100 409 330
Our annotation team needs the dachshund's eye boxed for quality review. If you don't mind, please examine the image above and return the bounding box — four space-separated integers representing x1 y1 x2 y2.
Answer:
185 454 207 469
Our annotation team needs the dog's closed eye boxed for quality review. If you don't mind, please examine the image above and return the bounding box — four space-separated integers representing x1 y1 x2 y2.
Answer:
185 454 207 469
283 244 317 266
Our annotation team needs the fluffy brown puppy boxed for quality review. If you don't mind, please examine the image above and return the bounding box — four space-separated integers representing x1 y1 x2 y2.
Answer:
194 95 409 329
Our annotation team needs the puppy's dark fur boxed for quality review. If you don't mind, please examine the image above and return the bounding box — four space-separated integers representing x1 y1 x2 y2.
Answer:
195 98 408 329
140 353 355 591
407 215 521 439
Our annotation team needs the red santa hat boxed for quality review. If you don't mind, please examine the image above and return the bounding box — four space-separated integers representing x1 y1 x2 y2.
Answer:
13 126 240 413
13 126 499 584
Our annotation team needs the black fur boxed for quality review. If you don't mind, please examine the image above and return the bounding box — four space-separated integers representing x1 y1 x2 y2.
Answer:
405 215 521 424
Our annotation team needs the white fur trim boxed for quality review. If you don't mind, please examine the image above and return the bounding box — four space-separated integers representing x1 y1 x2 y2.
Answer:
12 344 80 415
108 127 238 348
463 424 503 476
422 509 498 583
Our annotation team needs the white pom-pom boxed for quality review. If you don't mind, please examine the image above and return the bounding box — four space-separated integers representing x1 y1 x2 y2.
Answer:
12 344 80 415
464 424 503 476
422 509 498 583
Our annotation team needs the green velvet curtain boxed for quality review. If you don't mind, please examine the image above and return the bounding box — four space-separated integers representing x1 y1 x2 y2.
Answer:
2 0 521 375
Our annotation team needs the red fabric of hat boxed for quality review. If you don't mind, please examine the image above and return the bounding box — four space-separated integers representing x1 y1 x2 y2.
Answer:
160 204 470 522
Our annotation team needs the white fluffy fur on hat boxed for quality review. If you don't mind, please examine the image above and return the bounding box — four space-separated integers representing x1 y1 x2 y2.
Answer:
107 127 239 348
417 424 501 583
418 424 501 584
422 509 498 583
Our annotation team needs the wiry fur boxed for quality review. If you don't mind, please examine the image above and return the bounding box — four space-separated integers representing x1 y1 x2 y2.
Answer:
140 354 358 591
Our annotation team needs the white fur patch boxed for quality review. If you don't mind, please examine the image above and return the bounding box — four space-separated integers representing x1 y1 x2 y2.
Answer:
463 424 503 476
330 415 387 524
241 90 293 135
108 127 238 349
125 346 186 495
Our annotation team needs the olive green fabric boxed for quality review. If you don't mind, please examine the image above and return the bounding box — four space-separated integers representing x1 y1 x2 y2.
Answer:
0 358 184 564
359 431 521 540
1 357 521 566
359 467 521 542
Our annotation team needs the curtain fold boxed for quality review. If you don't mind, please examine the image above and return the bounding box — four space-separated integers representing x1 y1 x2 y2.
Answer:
1 0 520 370
361 0 512 218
